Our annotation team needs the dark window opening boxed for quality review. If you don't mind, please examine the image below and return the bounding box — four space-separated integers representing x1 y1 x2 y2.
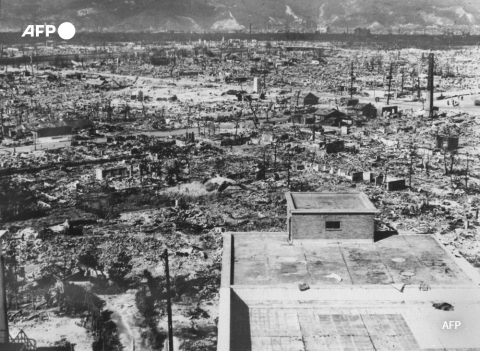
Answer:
326 221 341 230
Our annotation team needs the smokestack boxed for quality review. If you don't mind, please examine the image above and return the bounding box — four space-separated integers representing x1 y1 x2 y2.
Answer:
426 53 434 117
0 231 8 344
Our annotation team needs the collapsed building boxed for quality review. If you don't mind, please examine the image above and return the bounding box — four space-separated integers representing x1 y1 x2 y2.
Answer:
32 127 73 144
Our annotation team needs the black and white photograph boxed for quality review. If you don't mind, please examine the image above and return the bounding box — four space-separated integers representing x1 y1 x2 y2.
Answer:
1 0 480 350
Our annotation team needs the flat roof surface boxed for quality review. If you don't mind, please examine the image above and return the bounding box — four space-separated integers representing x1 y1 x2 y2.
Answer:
289 192 375 211
232 234 474 286
225 233 480 351
230 292 480 351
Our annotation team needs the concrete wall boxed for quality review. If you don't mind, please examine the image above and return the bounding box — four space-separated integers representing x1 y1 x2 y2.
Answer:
96 167 128 180
386 179 406 191
253 77 261 93
37 136 70 144
290 213 374 240
351 172 363 182
216 287 231 351
363 172 374 182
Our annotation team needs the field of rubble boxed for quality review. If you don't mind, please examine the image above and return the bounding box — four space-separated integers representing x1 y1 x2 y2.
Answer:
1 40 480 350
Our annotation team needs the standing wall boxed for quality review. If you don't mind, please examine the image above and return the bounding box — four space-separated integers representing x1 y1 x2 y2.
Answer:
290 213 374 240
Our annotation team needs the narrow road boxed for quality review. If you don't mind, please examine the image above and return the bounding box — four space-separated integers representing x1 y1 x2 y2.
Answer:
100 294 138 351
0 128 195 153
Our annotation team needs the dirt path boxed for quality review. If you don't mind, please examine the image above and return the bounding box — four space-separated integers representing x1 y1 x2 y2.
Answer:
100 292 143 351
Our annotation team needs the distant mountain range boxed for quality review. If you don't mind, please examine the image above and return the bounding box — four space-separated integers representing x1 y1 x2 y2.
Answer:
1 0 479 33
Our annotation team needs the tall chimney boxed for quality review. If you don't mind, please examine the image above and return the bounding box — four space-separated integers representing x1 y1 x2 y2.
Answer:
426 53 435 117
0 231 8 344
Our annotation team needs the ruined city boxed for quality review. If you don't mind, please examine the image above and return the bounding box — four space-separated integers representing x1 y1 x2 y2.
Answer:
2 4 480 351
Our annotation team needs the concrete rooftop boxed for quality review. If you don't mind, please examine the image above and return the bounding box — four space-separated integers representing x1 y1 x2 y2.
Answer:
287 192 377 213
230 291 480 351
219 233 480 351
232 234 475 286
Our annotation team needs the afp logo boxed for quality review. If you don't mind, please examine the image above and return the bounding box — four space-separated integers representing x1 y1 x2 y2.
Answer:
22 22 76 40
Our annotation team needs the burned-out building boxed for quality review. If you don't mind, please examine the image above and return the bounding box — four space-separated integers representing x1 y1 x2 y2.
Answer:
353 102 377 118
381 105 399 116
33 126 73 144
1 124 16 138
313 108 346 125
354 27 371 36
436 135 459 150
325 139 345 153
303 92 319 106
63 119 94 129
290 114 314 124
95 166 129 180
376 175 406 191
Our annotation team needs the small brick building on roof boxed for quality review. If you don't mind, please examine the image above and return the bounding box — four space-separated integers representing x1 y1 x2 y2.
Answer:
285 192 378 241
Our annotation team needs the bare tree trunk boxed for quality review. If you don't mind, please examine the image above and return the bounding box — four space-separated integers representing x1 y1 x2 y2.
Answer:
246 99 259 128
465 154 469 188
449 152 456 174
443 150 448 175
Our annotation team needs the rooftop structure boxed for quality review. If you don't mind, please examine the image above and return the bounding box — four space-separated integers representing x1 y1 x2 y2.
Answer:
286 192 377 241
287 192 375 211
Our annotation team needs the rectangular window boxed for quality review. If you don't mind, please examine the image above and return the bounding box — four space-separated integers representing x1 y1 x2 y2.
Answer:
325 221 341 230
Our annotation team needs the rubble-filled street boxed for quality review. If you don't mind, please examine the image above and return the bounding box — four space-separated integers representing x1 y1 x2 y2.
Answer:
2 37 480 351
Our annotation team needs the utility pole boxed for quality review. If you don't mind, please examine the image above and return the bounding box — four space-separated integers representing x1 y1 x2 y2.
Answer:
409 144 414 188
263 60 267 93
426 53 434 117
263 147 266 180
287 151 291 187
400 69 405 95
465 153 469 188
417 76 421 100
163 249 174 351
312 115 316 141
273 142 278 172
386 62 393 105
350 61 354 99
